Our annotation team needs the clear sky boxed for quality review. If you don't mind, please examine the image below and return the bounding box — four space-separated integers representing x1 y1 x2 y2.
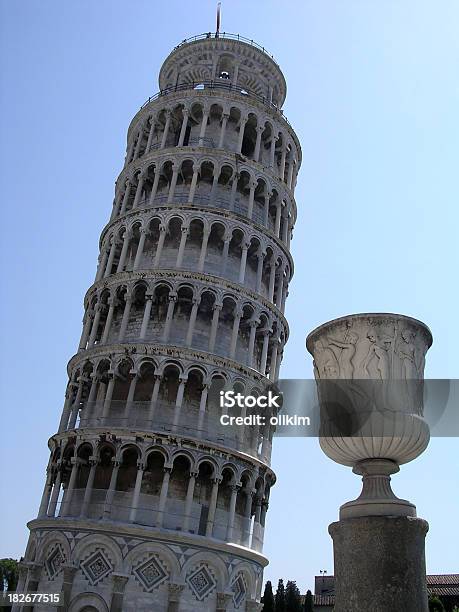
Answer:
1 0 457 593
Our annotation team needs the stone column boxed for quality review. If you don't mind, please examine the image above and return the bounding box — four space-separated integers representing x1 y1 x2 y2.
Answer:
47 464 62 517
255 249 265 293
198 227 210 271
119 179 131 215
162 292 177 342
11 563 28 611
198 108 209 146
226 484 240 541
185 298 200 346
274 202 282 237
116 230 131 273
216 592 233 612
78 308 94 349
80 457 97 516
177 108 189 146
167 583 184 612
102 373 115 420
254 124 264 162
110 574 130 612
153 224 167 267
237 116 248 153
88 303 103 347
242 488 253 546
238 242 249 284
247 180 257 219
95 248 109 280
132 172 145 208
210 169 220 205
221 234 231 274
209 302 222 352
156 467 171 527
118 292 132 341
58 385 76 432
229 173 238 210
61 457 81 516
172 376 187 429
205 477 221 537
38 463 54 518
247 320 259 368
232 62 240 85
175 225 189 267
101 298 116 343
129 461 145 522
197 382 210 434
230 307 243 360
123 371 138 422
62 564 78 610
147 374 162 423
68 376 85 428
140 294 153 339
264 191 271 226
269 135 278 169
167 163 179 203
182 471 197 531
287 158 295 189
145 115 156 152
160 110 171 149
148 166 161 204
260 329 270 375
269 338 279 381
280 144 287 180
23 563 42 611
330 517 429 612
133 128 143 159
103 459 120 518
218 113 229 148
188 164 199 203
268 259 277 302
104 239 118 278
133 228 147 270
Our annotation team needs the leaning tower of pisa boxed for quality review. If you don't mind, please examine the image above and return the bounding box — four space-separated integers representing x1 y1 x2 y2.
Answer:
19 32 300 612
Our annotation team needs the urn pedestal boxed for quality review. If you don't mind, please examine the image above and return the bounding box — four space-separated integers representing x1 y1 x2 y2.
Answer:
307 313 432 612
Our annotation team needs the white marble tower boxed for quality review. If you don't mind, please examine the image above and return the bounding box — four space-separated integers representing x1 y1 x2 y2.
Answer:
19 32 301 612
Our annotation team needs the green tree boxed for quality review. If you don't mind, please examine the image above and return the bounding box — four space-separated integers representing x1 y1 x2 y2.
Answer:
285 580 302 612
428 593 446 612
0 559 18 592
275 578 286 612
303 589 314 612
261 580 275 612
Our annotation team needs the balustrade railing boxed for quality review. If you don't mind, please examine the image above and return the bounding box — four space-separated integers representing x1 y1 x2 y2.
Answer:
68 400 272 463
139 79 291 128
48 491 264 551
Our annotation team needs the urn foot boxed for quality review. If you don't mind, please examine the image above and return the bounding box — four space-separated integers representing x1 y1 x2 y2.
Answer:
339 458 416 519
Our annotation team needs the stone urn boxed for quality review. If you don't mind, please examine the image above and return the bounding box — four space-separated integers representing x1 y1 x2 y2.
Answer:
306 313 432 519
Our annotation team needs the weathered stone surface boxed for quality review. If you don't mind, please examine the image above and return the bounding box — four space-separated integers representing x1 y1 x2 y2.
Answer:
329 516 429 612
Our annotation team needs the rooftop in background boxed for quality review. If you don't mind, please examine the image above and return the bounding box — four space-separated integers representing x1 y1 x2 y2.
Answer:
311 574 459 608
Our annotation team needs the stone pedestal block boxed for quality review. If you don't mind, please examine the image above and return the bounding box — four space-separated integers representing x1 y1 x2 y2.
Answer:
329 515 429 612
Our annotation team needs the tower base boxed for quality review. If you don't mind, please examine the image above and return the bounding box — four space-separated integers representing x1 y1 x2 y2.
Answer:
329 515 429 612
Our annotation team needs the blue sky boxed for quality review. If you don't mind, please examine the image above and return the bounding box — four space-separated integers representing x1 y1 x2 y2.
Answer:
1 0 457 592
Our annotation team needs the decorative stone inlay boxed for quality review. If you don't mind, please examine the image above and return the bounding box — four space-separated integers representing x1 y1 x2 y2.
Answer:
186 564 217 601
231 573 247 608
80 549 113 585
45 544 66 580
133 554 169 592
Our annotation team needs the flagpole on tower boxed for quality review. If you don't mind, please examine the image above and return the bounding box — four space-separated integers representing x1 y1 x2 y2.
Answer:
216 2 221 37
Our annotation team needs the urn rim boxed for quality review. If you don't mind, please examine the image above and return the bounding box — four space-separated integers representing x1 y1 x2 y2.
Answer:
306 312 433 354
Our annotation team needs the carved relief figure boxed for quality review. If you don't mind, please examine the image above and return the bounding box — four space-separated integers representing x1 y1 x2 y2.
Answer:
362 331 392 380
313 339 339 379
327 328 359 379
